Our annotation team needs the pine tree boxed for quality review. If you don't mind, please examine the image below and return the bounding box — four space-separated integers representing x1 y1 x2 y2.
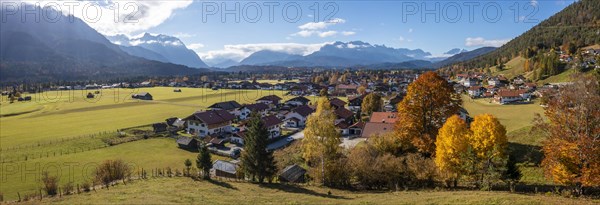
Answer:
196 143 212 179
240 112 277 183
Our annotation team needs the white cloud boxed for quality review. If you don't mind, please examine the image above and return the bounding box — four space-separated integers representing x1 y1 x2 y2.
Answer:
188 43 205 51
465 37 509 47
399 36 405 41
22 1 193 35
198 43 329 62
408 28 413 33
341 31 356 36
297 18 346 30
529 0 538 6
292 18 350 38
318 31 338 37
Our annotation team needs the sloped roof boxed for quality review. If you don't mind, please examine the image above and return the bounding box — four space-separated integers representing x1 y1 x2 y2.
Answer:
361 122 394 138
176 137 197 146
185 110 235 125
334 107 354 119
349 121 365 129
369 112 397 124
329 98 347 107
242 103 270 112
279 164 306 183
213 160 238 174
263 115 283 127
292 105 315 117
208 101 242 110
286 96 310 103
257 95 282 102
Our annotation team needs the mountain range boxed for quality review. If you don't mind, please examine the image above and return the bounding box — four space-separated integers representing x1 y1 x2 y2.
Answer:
0 6 205 82
106 33 209 68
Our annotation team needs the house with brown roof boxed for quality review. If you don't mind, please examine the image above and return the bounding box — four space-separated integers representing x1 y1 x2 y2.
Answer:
284 105 314 128
329 97 347 109
238 103 270 120
235 115 283 144
257 95 282 105
208 101 242 115
349 121 365 136
285 96 311 107
184 110 235 137
467 86 486 98
361 122 394 138
369 112 397 124
347 94 366 112
494 89 531 104
132 92 153 100
334 107 354 125
335 84 358 95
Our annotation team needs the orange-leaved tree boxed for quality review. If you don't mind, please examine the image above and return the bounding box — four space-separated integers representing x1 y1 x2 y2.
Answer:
396 71 462 156
435 115 470 187
535 75 600 193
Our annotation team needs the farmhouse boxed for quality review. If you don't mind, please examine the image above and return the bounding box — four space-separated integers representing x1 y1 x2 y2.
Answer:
279 164 307 183
284 105 314 128
237 115 283 142
349 121 365 136
493 89 531 104
285 96 310 107
334 107 354 124
256 95 282 105
361 122 394 138
212 160 238 179
132 92 153 100
184 110 235 137
152 123 168 133
238 103 270 120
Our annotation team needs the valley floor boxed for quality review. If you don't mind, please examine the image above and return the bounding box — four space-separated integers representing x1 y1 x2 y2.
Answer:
24 177 599 205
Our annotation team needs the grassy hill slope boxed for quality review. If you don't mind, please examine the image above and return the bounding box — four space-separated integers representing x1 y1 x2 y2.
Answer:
26 177 599 205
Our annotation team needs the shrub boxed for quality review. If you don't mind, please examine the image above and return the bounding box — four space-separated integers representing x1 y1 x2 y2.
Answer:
62 182 74 195
81 181 92 192
406 153 438 188
95 159 131 188
41 171 59 196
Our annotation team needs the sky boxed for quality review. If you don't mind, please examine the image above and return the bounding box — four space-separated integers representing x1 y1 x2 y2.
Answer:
18 0 575 64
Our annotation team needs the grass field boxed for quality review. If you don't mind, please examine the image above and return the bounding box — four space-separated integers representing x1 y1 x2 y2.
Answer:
228 79 299 84
0 138 229 201
461 95 545 132
0 87 311 200
28 177 599 205
0 87 300 148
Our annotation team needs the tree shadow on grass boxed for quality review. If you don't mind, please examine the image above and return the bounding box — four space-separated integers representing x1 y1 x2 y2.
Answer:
207 179 238 190
258 183 350 199
508 142 543 166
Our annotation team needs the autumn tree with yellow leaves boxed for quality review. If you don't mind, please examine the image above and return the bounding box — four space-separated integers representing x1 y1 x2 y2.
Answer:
396 71 462 156
535 75 600 195
302 98 348 187
435 114 508 189
435 115 470 187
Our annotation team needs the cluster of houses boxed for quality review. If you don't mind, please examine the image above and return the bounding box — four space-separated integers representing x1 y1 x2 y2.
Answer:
455 74 537 105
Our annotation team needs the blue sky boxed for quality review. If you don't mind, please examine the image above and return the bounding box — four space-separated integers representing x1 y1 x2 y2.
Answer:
52 0 574 64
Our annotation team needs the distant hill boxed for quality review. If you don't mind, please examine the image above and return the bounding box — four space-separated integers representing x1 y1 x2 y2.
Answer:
0 6 205 82
447 0 600 70
239 50 302 66
106 33 209 68
433 47 496 68
235 41 439 67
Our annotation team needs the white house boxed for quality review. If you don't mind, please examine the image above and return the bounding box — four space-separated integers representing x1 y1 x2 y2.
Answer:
284 105 314 128
238 103 269 120
467 86 486 97
184 110 235 137
462 77 479 87
231 115 283 145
